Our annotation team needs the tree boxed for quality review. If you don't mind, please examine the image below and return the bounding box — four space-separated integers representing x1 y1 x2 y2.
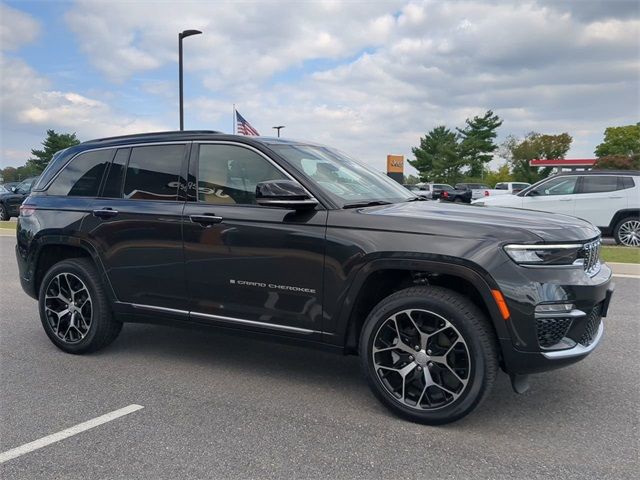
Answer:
485 164 512 186
457 110 503 178
594 123 640 158
27 130 80 174
409 126 464 184
500 132 572 183
403 174 420 185
594 154 640 170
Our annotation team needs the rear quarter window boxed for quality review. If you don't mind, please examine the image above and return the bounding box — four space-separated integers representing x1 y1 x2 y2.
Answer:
47 149 115 197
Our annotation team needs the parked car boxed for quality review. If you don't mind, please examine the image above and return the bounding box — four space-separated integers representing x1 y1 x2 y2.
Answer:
16 131 613 424
473 171 639 246
493 182 531 194
1 181 20 191
431 183 454 200
452 183 491 201
479 182 531 198
403 184 430 199
0 176 38 220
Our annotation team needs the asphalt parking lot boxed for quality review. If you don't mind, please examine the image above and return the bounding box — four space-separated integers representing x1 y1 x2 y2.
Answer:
0 235 638 480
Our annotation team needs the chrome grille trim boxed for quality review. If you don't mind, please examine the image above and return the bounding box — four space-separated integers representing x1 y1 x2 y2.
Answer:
580 238 601 277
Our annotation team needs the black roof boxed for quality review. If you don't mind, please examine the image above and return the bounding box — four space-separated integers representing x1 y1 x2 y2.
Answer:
552 170 640 176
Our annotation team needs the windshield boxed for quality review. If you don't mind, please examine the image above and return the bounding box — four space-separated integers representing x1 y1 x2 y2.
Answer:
0 185 7 193
271 144 415 205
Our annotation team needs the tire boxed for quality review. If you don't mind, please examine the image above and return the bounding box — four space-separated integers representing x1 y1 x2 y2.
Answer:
613 217 640 247
0 203 9 221
38 258 122 354
359 286 498 425
454 197 463 203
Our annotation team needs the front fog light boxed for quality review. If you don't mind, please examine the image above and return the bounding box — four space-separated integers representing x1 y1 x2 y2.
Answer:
535 303 574 314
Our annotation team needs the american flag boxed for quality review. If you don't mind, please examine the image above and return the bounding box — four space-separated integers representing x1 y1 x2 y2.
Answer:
235 110 259 136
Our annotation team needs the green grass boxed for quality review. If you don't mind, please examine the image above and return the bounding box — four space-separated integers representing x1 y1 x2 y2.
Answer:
0 221 16 230
601 245 640 264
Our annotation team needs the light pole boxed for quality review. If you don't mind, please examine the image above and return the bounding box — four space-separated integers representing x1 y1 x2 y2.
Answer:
178 29 202 131
272 125 285 137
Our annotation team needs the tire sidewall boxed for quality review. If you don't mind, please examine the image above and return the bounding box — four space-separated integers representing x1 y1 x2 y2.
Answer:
38 260 105 354
360 291 491 424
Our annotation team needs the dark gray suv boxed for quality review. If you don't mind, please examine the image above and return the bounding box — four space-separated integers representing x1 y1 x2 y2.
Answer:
15 131 614 424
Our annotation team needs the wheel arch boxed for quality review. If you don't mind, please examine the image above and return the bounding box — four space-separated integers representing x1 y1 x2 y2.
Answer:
339 257 509 355
609 209 640 231
31 236 116 302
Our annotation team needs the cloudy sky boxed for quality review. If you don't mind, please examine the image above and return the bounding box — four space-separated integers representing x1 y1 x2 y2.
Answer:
1 0 638 173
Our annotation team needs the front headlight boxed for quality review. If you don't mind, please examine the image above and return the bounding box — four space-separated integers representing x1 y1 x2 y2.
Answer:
503 244 582 266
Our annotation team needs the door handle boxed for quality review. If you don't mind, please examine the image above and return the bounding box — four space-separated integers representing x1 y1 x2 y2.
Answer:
190 214 223 226
608 196 623 199
559 198 572 202
92 208 119 219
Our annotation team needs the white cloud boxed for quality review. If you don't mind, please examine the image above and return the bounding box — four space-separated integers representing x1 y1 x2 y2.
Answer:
3 0 639 172
0 2 40 50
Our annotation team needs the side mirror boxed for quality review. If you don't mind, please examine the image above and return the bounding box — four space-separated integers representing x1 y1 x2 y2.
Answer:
255 180 318 210
10 187 17 193
526 189 540 197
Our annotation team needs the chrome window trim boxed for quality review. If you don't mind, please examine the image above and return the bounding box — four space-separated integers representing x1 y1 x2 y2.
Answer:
193 140 319 205
127 302 316 335
39 141 190 191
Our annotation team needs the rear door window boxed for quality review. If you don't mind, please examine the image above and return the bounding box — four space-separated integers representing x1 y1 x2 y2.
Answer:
579 176 620 194
123 145 185 201
47 149 114 197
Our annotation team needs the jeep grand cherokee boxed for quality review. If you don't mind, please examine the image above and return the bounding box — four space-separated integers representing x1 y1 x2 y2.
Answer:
16 131 614 424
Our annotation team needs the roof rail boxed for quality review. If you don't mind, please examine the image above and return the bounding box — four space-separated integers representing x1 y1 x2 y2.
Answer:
87 130 223 143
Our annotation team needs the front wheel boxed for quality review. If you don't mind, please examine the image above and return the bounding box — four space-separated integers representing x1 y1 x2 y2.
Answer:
614 217 640 247
359 286 498 424
38 258 122 354
0 203 9 220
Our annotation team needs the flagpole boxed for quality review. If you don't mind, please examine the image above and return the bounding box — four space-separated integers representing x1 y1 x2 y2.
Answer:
232 104 235 134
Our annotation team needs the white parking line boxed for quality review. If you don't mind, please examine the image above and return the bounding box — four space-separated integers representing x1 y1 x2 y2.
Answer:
0 404 144 464
613 274 640 279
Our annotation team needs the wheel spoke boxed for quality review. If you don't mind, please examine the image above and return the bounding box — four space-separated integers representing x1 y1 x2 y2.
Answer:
43 272 93 344
372 308 471 411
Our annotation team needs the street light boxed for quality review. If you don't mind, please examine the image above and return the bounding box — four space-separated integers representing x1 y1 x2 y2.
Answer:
272 125 285 137
178 29 202 131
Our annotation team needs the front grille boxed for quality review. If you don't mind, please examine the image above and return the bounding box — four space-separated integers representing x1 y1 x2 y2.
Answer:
580 305 602 346
537 317 573 349
580 238 601 276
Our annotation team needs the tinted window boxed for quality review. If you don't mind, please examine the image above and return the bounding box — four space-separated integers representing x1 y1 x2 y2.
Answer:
495 183 507 190
580 176 620 194
536 176 578 196
198 144 287 205
102 148 130 198
621 176 635 189
123 145 184 201
47 150 113 196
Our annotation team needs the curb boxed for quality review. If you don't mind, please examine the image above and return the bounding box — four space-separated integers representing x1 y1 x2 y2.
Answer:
0 229 15 237
608 262 640 276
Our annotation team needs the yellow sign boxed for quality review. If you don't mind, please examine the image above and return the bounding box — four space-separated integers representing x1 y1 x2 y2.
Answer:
386 155 404 174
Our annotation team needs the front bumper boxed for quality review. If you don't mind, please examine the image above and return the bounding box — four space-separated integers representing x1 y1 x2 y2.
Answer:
492 261 614 375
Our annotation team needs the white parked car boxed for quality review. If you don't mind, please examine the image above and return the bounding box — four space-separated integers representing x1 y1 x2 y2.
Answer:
472 171 640 246
486 182 531 196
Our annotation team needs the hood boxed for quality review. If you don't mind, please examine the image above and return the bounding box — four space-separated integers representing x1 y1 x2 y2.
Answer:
349 201 599 243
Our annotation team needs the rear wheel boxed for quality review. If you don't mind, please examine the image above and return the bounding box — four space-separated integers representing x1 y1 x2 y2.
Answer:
0 203 9 220
38 258 122 354
359 286 498 424
614 217 640 247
